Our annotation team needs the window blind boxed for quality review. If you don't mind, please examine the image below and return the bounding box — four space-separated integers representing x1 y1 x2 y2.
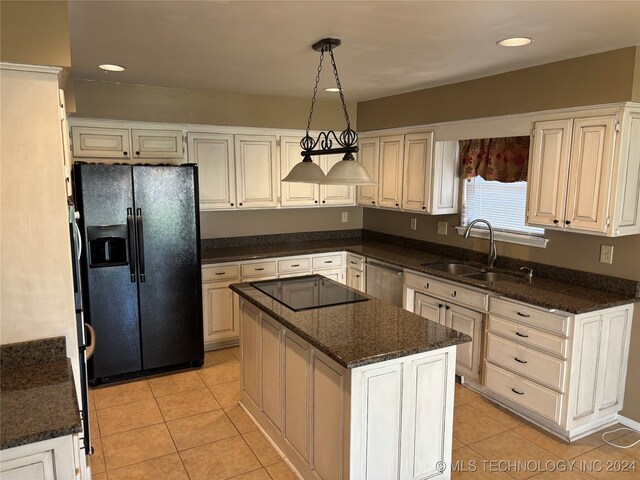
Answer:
463 177 544 235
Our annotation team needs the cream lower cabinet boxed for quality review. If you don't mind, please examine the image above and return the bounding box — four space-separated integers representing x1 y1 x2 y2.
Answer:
346 253 365 292
406 272 486 382
0 435 80 480
202 264 241 350
527 106 640 236
238 299 456 480
484 297 633 440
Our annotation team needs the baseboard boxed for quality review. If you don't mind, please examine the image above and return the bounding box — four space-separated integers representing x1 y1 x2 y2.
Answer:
618 415 640 432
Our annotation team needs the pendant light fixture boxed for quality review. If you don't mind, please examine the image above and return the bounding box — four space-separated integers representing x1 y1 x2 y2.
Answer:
282 38 375 185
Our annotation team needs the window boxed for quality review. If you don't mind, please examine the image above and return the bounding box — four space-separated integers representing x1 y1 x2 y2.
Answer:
458 177 547 248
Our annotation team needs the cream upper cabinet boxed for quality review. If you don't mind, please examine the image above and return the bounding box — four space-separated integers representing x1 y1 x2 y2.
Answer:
71 126 131 158
378 135 404 209
320 154 355 206
528 107 640 236
280 136 319 207
131 129 184 159
188 133 236 210
431 140 460 214
235 135 279 208
356 137 380 207
402 132 433 212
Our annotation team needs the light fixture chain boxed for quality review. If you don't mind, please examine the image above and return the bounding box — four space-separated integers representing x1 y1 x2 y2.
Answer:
328 48 351 129
306 49 324 134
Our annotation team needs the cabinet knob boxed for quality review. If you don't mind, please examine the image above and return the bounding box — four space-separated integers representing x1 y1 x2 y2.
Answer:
135 151 140 156
422 206 426 210
123 151 128 156
315 200 318 204
239 203 243 206
230 203 234 206
322 200 326 204
445 305 451 310
553 219 559 224
371 201 375 205
395 203 399 207
356 274 360 278
438 304 443 308
565 220 571 225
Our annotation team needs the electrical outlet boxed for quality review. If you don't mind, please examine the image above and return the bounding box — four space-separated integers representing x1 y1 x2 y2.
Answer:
600 245 614 264
341 212 348 223
410 218 417 230
437 222 448 235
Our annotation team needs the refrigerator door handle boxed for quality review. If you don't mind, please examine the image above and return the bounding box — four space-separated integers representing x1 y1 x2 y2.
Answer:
85 323 96 360
127 208 137 282
136 208 146 282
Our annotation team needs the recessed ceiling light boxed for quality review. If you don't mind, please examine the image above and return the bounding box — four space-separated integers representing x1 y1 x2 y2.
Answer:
496 37 534 47
98 64 126 72
324 87 342 93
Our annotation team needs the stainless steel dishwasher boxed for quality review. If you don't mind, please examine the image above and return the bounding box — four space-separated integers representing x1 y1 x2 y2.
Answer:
365 260 404 307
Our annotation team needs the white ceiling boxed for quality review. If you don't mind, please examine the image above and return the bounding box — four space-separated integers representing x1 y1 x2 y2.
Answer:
69 1 640 102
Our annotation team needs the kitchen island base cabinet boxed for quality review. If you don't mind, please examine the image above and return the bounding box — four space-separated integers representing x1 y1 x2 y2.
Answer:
0 435 80 480
238 299 456 480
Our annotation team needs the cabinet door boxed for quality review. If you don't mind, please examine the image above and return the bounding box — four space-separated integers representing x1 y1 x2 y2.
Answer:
315 267 344 284
413 292 444 325
527 119 573 228
346 267 365 292
202 280 239 346
596 308 631 411
565 115 616 233
240 301 261 408
446 303 482 381
402 132 433 212
235 135 279 208
0 450 55 480
71 126 130 158
280 136 319 207
132 129 184 159
285 332 312 462
320 154 355 205
262 314 283 430
188 133 236 210
431 140 460 214
378 135 404 209
356 137 380 207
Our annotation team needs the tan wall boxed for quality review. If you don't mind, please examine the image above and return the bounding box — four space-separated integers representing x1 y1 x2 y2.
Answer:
0 1 71 67
200 207 363 239
357 47 638 131
73 79 356 130
633 46 640 102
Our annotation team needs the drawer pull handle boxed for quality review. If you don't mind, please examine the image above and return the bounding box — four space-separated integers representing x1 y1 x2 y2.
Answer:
291 264 300 267
255 267 265 271
515 357 528 364
350 261 357 264
451 291 457 297
424 283 429 289
516 312 530 318
511 388 525 395
324 260 333 264
515 331 529 338
215 272 226 275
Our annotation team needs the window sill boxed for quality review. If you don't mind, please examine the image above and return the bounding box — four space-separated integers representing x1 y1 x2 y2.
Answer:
454 226 549 248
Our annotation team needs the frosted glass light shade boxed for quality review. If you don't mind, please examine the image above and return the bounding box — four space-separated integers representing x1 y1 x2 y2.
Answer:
282 160 326 183
321 159 376 185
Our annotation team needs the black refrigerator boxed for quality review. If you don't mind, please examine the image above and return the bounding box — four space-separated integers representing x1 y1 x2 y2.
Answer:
73 163 204 384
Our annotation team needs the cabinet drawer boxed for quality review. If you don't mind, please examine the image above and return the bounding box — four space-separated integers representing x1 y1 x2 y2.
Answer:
242 261 277 278
312 254 343 269
490 297 569 336
484 362 563 424
404 272 488 311
486 332 566 391
202 265 240 282
346 253 365 271
488 315 568 358
278 257 311 274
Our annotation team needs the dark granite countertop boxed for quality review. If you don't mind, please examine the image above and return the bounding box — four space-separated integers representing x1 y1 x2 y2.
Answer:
204 237 638 314
1 338 82 450
230 280 472 369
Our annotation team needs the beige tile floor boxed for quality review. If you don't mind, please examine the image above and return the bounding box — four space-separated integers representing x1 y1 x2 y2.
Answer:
88 348 640 480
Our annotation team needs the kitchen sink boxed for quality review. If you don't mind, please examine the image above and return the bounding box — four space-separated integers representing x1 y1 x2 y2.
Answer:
461 272 521 283
423 263 484 275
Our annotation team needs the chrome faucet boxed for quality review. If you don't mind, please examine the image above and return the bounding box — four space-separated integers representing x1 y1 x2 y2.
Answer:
463 219 497 269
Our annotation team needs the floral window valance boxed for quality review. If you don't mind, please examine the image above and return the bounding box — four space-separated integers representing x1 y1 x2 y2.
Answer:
459 136 530 182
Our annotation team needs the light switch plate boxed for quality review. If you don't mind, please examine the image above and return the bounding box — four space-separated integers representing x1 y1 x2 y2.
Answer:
341 212 348 223
600 245 614 264
437 222 448 235
411 218 417 230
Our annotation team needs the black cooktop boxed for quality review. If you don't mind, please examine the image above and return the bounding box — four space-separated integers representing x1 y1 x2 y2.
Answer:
250 274 368 311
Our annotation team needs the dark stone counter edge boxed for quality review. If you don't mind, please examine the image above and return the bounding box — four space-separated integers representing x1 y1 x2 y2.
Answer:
206 244 638 315
1 423 83 451
230 284 472 369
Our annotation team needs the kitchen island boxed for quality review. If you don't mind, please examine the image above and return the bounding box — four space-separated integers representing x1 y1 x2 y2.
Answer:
230 276 471 480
